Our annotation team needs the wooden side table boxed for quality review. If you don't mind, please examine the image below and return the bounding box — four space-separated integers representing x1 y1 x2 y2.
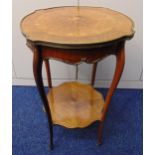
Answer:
21 6 134 149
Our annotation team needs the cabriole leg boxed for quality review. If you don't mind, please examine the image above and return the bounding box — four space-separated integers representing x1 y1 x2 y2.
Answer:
98 43 125 145
44 59 52 89
33 46 54 149
91 62 98 86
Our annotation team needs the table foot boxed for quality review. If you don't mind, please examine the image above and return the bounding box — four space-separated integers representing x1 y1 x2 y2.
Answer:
97 141 102 146
49 143 54 150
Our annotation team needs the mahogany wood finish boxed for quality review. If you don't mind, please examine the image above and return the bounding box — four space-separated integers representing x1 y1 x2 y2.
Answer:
98 42 125 145
91 62 98 86
41 43 117 64
44 59 52 89
21 6 134 150
33 46 54 149
31 40 125 149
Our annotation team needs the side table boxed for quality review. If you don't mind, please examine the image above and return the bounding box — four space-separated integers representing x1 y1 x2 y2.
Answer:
21 6 134 149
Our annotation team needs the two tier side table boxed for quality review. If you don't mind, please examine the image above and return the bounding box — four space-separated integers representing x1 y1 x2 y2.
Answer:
21 6 134 149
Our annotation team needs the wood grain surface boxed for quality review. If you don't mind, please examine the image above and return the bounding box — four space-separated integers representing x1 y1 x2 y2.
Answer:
21 6 134 46
47 82 105 128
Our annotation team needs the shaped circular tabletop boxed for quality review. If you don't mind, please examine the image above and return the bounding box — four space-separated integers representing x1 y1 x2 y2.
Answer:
21 6 134 48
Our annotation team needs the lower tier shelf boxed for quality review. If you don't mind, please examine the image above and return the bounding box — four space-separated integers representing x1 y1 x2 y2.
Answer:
47 81 105 128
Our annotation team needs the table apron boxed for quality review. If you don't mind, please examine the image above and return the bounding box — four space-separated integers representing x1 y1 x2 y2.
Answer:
40 43 121 64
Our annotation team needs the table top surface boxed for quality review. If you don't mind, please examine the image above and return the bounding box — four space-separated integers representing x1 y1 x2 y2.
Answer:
21 6 134 48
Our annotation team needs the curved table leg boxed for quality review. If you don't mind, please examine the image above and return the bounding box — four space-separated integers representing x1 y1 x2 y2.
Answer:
91 62 98 86
98 43 125 144
33 46 54 149
76 64 78 80
44 59 52 89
